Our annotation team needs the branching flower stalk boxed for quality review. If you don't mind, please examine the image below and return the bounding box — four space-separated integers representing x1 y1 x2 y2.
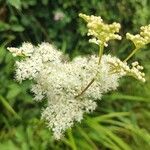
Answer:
75 13 122 98
98 43 104 65
7 13 150 140
75 44 104 98
123 47 138 62
124 24 150 62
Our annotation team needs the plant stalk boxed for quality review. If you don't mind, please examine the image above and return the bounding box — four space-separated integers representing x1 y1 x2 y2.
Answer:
75 44 104 98
0 95 21 119
123 48 138 62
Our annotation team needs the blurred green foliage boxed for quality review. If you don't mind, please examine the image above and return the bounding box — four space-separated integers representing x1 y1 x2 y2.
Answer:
0 0 150 149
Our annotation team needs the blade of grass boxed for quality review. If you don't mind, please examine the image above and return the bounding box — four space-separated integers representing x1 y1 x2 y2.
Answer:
99 119 150 147
105 94 150 102
77 126 98 150
88 122 132 150
67 129 77 150
0 95 21 120
88 124 123 150
87 127 122 150
124 125 150 145
99 125 132 150
91 112 130 122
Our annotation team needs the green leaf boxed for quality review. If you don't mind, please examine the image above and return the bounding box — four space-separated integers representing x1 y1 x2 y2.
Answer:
77 126 98 150
0 140 20 150
0 95 21 119
7 83 21 100
105 93 150 103
0 47 6 63
67 129 77 150
91 123 132 150
42 0 49 5
11 24 24 32
7 0 22 10
0 21 10 31
92 112 130 122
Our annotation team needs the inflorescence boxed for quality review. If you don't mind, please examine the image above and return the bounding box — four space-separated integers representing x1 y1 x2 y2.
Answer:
7 13 150 140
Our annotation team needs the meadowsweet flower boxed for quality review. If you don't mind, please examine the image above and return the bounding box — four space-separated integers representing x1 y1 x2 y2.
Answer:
79 13 122 47
126 24 150 48
7 42 34 57
8 42 145 139
7 13 147 140
108 57 145 82
54 11 65 21
124 24 150 62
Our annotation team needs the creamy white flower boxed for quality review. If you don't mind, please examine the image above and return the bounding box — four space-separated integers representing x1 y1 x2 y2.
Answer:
54 11 65 21
7 42 34 57
108 57 145 82
79 13 122 47
126 24 150 48
7 42 146 139
6 12 148 140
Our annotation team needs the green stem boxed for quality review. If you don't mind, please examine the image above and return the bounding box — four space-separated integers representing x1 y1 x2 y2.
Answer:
67 129 77 150
123 48 138 62
75 44 104 98
98 43 104 64
0 95 21 119
75 78 95 98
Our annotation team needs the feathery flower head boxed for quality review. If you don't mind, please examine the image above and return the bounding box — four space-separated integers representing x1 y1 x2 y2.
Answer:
79 13 122 47
7 13 147 140
108 58 145 82
126 24 150 49
7 42 34 57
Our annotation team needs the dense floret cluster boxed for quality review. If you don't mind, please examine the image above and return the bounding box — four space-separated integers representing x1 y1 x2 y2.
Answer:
126 24 150 48
79 13 122 47
7 14 148 139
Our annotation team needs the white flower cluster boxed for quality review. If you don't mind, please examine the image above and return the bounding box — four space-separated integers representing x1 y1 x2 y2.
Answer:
7 42 34 57
8 42 145 139
53 11 65 21
108 58 145 82
126 24 150 48
79 13 122 47
7 14 147 140
7 42 130 139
